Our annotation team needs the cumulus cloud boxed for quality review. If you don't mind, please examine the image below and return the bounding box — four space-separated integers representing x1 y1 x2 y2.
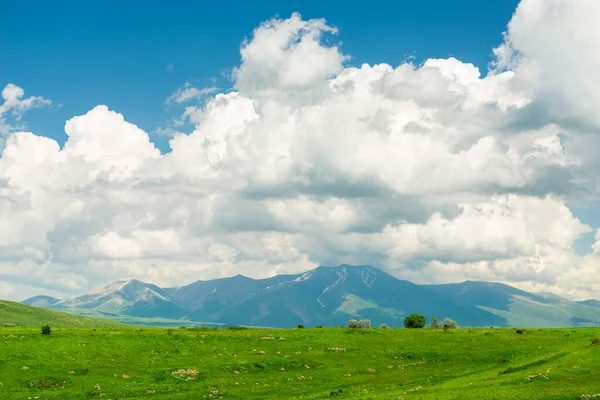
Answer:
0 83 51 135
1 0 600 300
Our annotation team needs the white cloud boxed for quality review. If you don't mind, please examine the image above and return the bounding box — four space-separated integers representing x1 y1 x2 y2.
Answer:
2 2 600 301
0 83 51 135
166 82 218 104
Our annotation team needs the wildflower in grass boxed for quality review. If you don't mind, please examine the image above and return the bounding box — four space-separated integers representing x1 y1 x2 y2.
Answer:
367 368 376 373
67 371 76 374
121 374 130 379
22 366 29 370
233 370 239 374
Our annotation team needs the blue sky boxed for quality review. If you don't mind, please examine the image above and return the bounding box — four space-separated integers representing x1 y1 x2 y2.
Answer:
2 0 600 300
2 0 519 151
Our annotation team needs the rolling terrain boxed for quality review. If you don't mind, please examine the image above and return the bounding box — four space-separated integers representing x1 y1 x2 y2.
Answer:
0 325 598 399
22 265 600 328
0 300 120 328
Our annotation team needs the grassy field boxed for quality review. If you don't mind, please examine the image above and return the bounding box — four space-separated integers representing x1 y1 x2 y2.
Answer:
0 300 120 328
0 325 599 399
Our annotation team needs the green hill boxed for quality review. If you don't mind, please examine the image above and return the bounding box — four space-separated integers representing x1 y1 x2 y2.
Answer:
0 300 120 328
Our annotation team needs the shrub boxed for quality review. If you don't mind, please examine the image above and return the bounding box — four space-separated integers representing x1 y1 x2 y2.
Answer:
330 389 343 397
359 319 371 328
41 323 51 335
297 324 305 329
442 318 457 330
347 319 360 328
404 314 426 329
315 325 323 328
380 323 387 329
166 328 173 335
591 337 600 345
228 326 249 330
429 316 441 329
515 329 527 335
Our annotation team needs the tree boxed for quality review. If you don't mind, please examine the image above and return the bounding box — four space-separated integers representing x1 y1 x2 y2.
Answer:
404 314 426 329
41 323 51 335
347 319 360 328
429 316 441 329
359 319 371 328
442 318 457 330
380 323 388 329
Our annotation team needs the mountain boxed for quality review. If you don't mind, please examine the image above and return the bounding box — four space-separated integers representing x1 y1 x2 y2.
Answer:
0 300 120 327
577 299 600 308
21 295 60 308
22 264 600 328
426 281 600 327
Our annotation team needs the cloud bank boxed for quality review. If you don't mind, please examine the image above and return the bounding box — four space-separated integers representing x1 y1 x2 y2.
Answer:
2 0 600 300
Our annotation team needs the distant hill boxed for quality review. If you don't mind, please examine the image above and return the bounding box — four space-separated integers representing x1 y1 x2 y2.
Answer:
0 300 120 328
21 264 600 328
21 295 60 308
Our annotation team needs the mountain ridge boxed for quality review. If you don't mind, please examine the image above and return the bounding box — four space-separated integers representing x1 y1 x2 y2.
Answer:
21 264 600 328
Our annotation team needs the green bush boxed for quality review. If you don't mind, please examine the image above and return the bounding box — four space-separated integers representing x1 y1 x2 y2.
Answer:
315 325 323 328
228 326 249 330
429 316 441 329
347 319 360 328
380 323 387 329
41 323 51 335
404 314 426 329
297 324 305 329
516 329 526 335
442 318 457 330
591 337 600 345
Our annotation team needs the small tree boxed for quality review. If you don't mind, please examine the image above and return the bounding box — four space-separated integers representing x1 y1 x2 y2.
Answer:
442 318 457 330
429 316 441 329
380 323 388 329
297 324 305 329
359 319 371 328
41 323 51 335
347 319 360 328
404 314 426 329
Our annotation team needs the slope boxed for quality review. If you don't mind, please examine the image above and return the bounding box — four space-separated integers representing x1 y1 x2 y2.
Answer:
0 300 120 328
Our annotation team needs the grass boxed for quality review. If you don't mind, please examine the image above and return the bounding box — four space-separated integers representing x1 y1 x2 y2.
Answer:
0 300 121 328
0 326 598 399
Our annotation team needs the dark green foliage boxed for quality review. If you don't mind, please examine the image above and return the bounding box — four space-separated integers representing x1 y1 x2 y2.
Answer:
591 337 600 345
297 324 304 329
228 326 249 330
330 389 343 397
404 314 426 329
41 323 51 335
315 325 323 328
516 329 527 334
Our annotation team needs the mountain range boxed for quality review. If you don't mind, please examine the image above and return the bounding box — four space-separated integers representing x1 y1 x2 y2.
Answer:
22 264 600 328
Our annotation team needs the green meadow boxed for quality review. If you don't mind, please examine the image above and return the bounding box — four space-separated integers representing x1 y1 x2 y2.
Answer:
1 323 599 399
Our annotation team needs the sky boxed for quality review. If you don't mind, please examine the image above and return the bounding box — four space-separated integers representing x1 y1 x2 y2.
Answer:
1 0 600 301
